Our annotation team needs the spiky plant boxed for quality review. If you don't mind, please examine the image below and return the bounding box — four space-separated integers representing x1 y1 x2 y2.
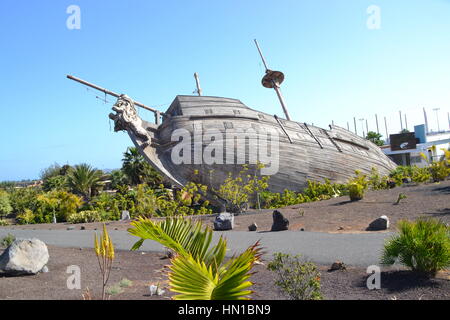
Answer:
128 217 261 300
94 224 115 300
381 219 450 276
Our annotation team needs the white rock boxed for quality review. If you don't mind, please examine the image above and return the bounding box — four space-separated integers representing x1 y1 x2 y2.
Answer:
149 284 165 296
0 238 49 275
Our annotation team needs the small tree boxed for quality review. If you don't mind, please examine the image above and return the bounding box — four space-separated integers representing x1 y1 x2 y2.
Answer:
215 164 269 213
67 164 104 201
365 131 385 146
122 147 163 187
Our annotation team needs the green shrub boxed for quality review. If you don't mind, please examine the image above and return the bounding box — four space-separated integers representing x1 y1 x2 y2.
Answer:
410 166 431 183
215 164 269 213
67 210 103 224
348 183 364 201
368 167 390 190
1 233 15 247
429 161 450 182
260 189 311 209
0 219 10 226
302 179 344 201
42 175 68 192
267 253 322 300
389 166 412 186
119 278 133 288
9 187 41 215
16 209 35 225
35 191 83 223
381 219 450 276
0 191 12 218
260 179 345 209
106 284 124 296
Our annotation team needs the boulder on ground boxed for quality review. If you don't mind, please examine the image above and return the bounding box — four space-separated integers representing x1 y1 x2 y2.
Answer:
248 223 258 232
214 212 234 231
329 260 346 272
271 210 289 231
0 238 49 275
367 215 389 231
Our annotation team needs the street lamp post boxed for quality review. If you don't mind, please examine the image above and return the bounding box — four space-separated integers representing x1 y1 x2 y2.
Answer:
433 108 440 132
359 118 365 137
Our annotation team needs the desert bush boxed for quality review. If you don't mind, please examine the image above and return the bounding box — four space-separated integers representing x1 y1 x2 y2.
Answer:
8 187 41 215
106 284 123 295
302 179 344 201
0 233 15 247
348 183 365 201
260 179 345 209
267 252 322 300
429 161 450 182
153 182 213 217
67 210 103 224
119 278 133 288
381 219 450 276
36 191 83 223
389 166 412 186
349 170 369 189
410 166 432 183
260 189 310 209
16 209 35 225
215 163 269 213
368 167 390 190
0 191 13 218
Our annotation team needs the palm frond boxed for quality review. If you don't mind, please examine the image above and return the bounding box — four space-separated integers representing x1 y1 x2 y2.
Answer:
128 216 227 269
168 242 261 300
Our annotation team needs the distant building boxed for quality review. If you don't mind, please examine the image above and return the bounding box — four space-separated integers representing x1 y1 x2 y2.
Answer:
381 124 450 167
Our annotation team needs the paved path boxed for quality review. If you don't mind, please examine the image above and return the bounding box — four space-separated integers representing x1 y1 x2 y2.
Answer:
0 229 393 267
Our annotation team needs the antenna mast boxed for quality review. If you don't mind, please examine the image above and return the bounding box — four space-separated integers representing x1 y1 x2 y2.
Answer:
254 39 291 121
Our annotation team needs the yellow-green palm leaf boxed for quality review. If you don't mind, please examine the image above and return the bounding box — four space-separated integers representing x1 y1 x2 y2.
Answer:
128 217 227 270
169 242 262 300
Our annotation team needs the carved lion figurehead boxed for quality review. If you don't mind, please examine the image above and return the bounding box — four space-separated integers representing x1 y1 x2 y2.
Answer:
109 94 150 142
112 94 139 123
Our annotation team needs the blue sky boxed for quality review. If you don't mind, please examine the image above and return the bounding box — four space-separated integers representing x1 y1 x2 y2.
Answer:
1 0 449 181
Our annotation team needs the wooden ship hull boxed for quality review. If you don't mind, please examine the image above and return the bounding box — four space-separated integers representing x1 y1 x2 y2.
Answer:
127 95 397 194
68 40 397 194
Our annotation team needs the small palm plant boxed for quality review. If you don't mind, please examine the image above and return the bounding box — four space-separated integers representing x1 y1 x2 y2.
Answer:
128 217 261 300
94 224 115 300
381 219 450 276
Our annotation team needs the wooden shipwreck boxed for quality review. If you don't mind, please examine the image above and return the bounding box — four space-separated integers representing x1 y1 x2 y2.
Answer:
67 41 396 194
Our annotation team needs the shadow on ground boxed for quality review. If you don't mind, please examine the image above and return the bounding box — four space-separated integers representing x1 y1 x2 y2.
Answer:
357 271 444 293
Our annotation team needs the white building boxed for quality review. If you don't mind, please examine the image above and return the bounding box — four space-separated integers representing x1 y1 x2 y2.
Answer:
381 124 450 167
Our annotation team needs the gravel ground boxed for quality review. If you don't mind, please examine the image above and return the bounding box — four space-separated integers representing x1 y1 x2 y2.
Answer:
0 246 448 300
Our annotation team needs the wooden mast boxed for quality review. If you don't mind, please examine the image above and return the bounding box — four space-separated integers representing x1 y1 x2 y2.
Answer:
254 39 292 121
193 72 203 96
66 75 165 121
